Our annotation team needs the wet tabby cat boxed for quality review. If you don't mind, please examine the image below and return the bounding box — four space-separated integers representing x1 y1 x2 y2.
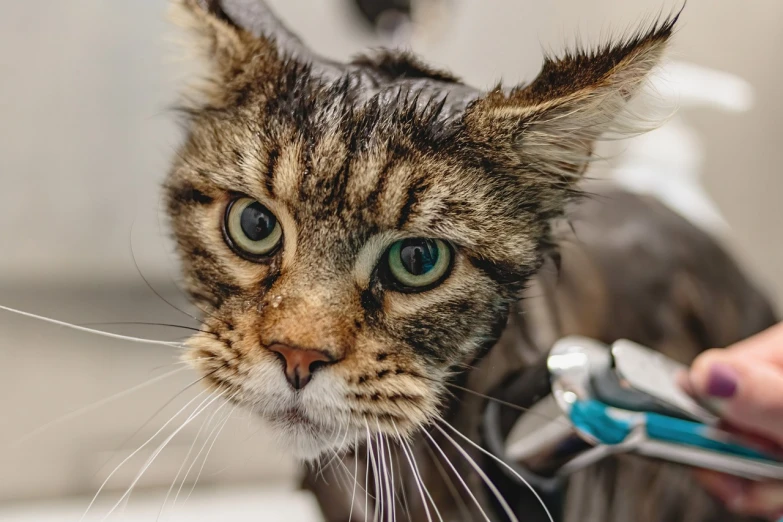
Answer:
166 1 776 520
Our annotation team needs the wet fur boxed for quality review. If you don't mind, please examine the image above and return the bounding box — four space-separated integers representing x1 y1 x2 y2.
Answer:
165 1 775 520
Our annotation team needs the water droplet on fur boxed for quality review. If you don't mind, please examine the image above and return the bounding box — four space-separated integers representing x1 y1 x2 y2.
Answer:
270 295 283 308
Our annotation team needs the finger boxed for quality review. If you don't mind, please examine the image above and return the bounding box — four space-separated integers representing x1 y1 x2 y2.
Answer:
721 322 783 367
689 349 783 445
693 468 746 507
742 482 783 520
694 470 783 520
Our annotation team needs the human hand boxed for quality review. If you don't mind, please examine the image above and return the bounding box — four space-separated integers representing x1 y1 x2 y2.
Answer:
685 322 783 520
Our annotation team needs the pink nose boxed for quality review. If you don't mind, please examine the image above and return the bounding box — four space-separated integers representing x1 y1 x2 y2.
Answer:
267 343 335 390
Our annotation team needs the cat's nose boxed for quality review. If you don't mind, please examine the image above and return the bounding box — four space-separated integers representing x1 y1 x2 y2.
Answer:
267 343 336 390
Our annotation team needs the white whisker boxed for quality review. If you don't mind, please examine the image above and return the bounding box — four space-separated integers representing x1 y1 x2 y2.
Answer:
99 390 227 520
422 428 493 522
392 422 435 522
366 423 381 522
436 419 554 522
181 400 238 505
374 433 384 522
422 440 472 522
384 434 396 522
80 388 212 522
162 394 232 518
156 400 220 521
393 448 414 522
0 304 184 347
12 366 189 448
364 428 371 522
348 433 359 521
401 437 444 522
319 424 350 480
374 422 394 522
427 424 518 522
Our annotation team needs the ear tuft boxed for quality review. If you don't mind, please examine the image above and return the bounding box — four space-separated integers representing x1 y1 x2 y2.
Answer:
464 10 681 194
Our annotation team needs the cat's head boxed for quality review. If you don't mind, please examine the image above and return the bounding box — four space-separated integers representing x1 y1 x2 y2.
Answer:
165 0 676 459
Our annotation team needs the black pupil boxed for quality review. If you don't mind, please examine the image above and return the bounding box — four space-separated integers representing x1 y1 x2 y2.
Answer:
399 239 439 275
239 202 276 241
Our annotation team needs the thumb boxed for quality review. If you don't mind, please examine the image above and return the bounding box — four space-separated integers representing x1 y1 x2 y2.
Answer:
689 348 783 447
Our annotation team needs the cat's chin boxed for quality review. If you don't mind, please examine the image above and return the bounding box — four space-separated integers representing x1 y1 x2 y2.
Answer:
266 409 352 461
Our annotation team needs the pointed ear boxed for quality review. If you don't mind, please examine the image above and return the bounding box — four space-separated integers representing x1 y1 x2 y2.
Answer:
171 0 328 105
171 0 271 80
463 15 678 189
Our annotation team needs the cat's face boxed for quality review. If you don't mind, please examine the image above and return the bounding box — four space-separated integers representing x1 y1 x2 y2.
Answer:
166 0 674 459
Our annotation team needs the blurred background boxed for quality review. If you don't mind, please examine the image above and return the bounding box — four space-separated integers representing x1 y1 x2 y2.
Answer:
0 0 780 520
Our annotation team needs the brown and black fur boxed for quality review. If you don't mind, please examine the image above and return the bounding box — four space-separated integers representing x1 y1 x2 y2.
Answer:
165 1 776 520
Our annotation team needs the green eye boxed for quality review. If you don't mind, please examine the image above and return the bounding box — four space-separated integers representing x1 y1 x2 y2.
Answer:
224 197 282 258
387 238 452 289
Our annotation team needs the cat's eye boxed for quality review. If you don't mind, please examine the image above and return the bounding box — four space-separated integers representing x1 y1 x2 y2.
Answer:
386 238 452 290
223 197 282 259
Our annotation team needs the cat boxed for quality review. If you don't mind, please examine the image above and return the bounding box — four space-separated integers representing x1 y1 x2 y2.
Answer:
165 1 776 520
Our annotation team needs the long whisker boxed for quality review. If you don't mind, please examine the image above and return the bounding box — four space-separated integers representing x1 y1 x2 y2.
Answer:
80 321 203 333
331 439 371 501
384 433 397 522
0 305 183 347
374 433 384 522
375 423 395 522
91 370 215 481
100 390 228 520
401 436 444 522
80 387 211 521
156 399 222 521
421 428 493 522
130 219 201 323
366 422 381 522
443 382 553 418
430 423 520 522
181 400 238 505
318 425 350 481
12 365 189 448
374 425 391 522
436 418 555 522
422 438 472 522
364 428 371 522
393 448 413 522
348 434 359 521
391 422 434 522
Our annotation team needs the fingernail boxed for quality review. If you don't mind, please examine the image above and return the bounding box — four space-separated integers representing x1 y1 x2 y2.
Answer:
706 363 739 398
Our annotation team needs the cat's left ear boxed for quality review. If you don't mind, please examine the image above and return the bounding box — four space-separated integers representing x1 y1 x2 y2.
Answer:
463 15 678 195
172 0 329 102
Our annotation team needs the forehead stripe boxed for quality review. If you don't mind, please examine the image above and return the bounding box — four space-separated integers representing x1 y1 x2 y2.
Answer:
169 184 215 207
395 177 429 229
263 146 280 198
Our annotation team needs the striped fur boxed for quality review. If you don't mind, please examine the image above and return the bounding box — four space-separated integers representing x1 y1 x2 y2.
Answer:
157 6 779 522
165 1 678 459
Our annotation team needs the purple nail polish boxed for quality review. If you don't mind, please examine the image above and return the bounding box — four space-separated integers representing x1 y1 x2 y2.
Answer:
706 363 739 398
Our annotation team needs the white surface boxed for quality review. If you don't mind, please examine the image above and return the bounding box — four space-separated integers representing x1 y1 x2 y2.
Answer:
0 486 323 522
